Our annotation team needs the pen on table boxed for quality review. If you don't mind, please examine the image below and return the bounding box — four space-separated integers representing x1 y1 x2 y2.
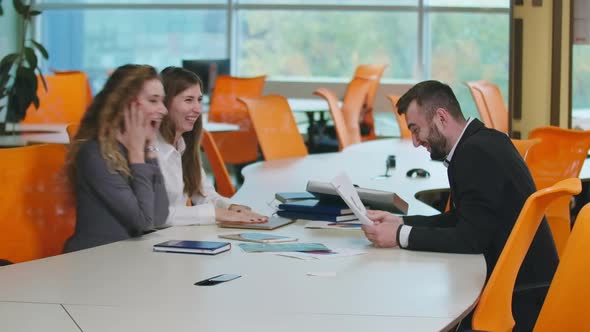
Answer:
327 223 363 227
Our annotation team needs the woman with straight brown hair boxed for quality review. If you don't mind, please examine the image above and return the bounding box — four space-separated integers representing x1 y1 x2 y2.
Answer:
64 64 170 252
157 66 267 225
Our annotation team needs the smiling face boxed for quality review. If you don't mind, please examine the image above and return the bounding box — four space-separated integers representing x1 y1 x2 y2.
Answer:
167 84 203 137
405 99 449 161
135 78 167 135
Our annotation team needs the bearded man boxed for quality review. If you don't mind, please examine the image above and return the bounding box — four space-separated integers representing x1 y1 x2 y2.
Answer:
361 80 558 332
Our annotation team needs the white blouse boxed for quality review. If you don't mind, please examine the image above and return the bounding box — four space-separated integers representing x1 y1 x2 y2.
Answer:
156 134 232 226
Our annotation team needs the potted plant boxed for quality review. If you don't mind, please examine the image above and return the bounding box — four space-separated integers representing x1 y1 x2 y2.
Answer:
0 0 48 134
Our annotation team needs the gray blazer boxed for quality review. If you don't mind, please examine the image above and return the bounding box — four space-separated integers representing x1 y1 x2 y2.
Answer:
64 140 169 252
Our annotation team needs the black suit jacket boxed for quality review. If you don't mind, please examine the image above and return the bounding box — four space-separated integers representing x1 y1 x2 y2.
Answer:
403 119 558 290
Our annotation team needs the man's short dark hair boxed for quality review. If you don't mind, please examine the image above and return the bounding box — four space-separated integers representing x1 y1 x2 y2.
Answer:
396 80 465 121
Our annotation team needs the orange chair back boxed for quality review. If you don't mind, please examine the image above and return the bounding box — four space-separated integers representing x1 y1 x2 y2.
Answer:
465 81 494 128
341 77 371 139
314 88 355 150
386 95 411 139
314 79 370 150
208 75 266 164
51 70 93 108
472 178 581 332
533 203 590 331
353 64 387 140
466 80 508 134
0 144 76 263
22 74 90 124
527 127 590 256
66 123 80 142
201 130 236 198
511 138 541 162
239 95 308 161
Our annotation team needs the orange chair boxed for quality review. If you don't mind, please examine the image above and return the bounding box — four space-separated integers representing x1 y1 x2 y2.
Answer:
386 95 411 139
51 70 93 108
314 88 353 150
0 144 76 263
239 95 308 161
208 75 266 165
66 123 80 142
533 203 590 331
465 80 494 129
313 78 371 150
526 127 590 256
471 178 581 332
201 130 236 198
22 74 91 124
353 64 388 140
511 138 542 162
465 80 508 134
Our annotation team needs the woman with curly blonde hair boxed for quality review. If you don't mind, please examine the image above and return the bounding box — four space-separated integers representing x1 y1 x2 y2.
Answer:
157 66 267 225
64 64 169 252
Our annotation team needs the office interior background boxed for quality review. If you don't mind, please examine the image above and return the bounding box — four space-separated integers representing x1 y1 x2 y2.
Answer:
1 0 589 126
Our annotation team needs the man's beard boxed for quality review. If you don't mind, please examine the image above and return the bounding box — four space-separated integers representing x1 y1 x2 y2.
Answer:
428 124 448 161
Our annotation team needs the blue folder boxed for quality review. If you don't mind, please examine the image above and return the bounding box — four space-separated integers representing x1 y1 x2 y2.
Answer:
278 199 352 215
277 210 357 222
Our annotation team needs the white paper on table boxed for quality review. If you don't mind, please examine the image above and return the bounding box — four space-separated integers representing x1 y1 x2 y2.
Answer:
330 172 373 225
304 220 362 230
274 248 367 260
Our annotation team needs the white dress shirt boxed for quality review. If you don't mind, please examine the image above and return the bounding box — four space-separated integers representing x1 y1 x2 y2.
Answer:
156 134 231 226
399 117 473 248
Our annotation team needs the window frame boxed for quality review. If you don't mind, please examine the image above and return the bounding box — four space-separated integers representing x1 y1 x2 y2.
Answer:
35 0 509 83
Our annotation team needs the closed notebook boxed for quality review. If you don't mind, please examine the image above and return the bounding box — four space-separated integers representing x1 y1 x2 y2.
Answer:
278 199 352 215
277 210 358 222
275 192 316 203
153 240 231 255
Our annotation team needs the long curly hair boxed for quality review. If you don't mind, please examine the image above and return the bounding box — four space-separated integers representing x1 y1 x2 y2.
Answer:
159 66 205 197
67 64 159 185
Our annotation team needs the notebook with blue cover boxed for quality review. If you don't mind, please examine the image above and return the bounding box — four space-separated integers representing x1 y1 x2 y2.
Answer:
277 210 357 222
275 192 316 203
278 199 352 215
153 240 231 255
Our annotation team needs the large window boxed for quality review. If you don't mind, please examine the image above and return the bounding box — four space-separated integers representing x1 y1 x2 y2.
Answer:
41 8 226 92
427 12 509 117
237 10 418 80
37 1 510 118
572 45 590 127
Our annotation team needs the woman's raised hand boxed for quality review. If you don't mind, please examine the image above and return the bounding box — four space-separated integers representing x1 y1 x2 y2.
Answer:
117 103 150 163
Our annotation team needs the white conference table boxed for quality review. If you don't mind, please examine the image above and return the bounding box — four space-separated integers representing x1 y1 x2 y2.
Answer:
0 303 79 332
0 119 239 147
0 138 487 332
288 97 333 113
234 138 452 215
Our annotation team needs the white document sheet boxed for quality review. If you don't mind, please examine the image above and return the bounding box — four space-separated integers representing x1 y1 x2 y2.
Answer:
330 172 373 225
275 248 367 261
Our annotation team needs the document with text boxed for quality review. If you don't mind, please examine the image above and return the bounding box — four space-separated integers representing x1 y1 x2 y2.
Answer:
330 172 373 226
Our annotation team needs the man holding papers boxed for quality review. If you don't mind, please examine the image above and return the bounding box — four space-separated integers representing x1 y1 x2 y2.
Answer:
360 80 557 332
